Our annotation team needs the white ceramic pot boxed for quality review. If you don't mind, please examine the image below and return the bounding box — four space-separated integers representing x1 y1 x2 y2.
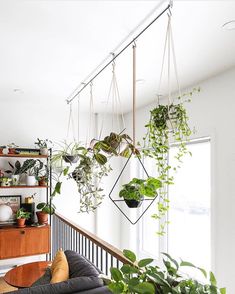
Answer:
11 175 20 186
0 204 12 222
40 147 48 156
26 175 37 186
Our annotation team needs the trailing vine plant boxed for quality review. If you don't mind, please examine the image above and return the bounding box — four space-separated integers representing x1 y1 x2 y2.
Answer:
143 88 200 234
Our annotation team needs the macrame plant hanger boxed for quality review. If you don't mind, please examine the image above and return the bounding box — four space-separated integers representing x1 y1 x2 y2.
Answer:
99 54 125 140
66 103 76 142
86 82 95 147
108 43 159 225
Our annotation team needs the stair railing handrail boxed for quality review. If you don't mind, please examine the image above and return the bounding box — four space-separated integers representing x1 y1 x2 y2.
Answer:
54 212 131 265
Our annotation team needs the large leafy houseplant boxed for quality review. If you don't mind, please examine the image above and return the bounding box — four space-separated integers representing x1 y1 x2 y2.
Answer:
143 88 200 234
119 177 162 208
108 249 226 294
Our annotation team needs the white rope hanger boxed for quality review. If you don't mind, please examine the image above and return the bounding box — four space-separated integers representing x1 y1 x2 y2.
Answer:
66 103 76 142
156 12 181 106
99 58 125 140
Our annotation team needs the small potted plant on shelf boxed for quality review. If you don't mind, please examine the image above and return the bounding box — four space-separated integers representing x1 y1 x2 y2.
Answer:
0 145 6 154
16 208 31 228
35 165 49 186
0 177 12 187
7 143 19 155
21 159 44 186
34 138 52 156
119 177 162 208
36 202 55 225
4 161 22 186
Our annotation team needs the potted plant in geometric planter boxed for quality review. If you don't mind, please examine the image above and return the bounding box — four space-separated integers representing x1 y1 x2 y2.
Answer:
119 177 162 208
16 208 31 228
36 202 55 225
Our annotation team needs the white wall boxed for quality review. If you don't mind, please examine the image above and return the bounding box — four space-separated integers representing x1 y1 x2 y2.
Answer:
123 66 235 293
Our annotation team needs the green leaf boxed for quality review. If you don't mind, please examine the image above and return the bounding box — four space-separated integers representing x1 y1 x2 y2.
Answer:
63 166 69 176
220 288 226 294
128 277 139 287
36 202 46 209
133 282 155 294
52 181 62 196
121 264 138 274
94 153 107 165
123 249 136 262
110 268 123 282
162 253 179 269
138 258 153 268
210 271 217 287
108 281 124 294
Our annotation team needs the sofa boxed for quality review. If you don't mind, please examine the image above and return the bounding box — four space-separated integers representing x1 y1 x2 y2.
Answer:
7 250 112 294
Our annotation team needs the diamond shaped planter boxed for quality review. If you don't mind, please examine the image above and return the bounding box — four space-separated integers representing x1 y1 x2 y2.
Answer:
109 153 158 225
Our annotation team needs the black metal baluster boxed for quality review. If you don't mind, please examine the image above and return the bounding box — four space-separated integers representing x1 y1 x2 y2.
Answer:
105 252 108 275
96 246 99 267
92 242 95 263
88 240 91 261
100 248 103 272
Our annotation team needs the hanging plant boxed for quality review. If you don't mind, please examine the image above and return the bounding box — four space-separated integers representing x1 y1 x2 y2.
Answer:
91 131 140 161
70 149 112 213
51 142 112 212
119 177 162 208
143 88 200 234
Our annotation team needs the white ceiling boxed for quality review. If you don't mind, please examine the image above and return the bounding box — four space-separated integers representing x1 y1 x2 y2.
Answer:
0 0 235 113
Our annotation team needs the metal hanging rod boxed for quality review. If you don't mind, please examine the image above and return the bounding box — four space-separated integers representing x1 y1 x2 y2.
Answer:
66 2 172 105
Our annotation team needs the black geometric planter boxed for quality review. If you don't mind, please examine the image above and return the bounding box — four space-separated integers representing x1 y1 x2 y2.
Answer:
109 153 158 225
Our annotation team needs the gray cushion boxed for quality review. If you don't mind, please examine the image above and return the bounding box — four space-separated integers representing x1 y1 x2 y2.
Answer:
7 276 105 294
64 250 102 278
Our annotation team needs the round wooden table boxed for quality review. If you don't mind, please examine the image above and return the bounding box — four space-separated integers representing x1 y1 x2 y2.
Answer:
4 261 51 288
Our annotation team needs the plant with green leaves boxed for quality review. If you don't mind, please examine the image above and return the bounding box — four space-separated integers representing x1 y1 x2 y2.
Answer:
21 159 44 177
108 249 226 294
51 141 83 164
36 202 55 215
92 131 140 164
34 138 52 149
51 145 112 212
5 161 22 175
16 208 31 219
143 88 200 234
70 147 112 213
119 177 162 208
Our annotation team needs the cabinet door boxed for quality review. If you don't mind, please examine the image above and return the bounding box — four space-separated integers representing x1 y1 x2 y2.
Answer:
0 226 50 259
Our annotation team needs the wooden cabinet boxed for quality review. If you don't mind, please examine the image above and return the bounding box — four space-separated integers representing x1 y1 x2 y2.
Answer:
0 225 50 259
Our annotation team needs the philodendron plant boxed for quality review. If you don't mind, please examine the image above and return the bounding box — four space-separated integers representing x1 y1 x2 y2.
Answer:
91 131 140 163
119 177 162 208
143 88 200 234
108 250 226 294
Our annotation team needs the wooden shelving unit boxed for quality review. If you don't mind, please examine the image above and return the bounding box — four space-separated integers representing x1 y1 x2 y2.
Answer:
0 185 48 189
0 154 48 158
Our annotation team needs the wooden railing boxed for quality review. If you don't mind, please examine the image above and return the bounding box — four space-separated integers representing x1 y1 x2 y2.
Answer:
51 213 131 275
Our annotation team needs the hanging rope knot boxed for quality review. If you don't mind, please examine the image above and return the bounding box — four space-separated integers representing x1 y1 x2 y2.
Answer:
132 40 137 48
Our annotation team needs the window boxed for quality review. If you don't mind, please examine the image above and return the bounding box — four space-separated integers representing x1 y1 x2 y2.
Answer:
139 138 211 273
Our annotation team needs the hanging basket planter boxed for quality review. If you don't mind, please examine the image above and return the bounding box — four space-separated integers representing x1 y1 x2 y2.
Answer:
62 155 79 164
109 153 162 225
